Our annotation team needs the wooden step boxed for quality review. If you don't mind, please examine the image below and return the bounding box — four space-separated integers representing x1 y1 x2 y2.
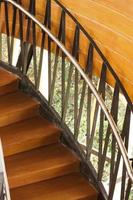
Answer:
0 69 98 199
0 116 61 156
0 91 40 127
0 68 19 96
11 173 98 200
5 144 79 189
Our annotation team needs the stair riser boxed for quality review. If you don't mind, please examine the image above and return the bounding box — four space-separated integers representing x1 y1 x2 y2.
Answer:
0 106 39 128
4 132 60 156
8 162 79 189
10 173 98 200
78 196 98 200
0 80 19 96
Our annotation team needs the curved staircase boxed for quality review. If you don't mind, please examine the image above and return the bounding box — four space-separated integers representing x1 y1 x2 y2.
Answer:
0 67 98 199
0 0 133 199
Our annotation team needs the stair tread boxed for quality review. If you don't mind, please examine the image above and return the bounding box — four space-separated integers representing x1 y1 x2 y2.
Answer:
5 144 79 188
0 116 60 156
11 173 98 200
0 68 18 87
0 91 39 114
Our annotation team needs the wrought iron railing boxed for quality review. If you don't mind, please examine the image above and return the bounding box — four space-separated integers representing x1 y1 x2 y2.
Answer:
0 0 133 199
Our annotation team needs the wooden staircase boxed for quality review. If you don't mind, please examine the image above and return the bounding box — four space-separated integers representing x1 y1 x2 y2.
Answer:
0 67 98 200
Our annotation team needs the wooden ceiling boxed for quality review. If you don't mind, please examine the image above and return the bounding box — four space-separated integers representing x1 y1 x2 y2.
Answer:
0 0 133 101
59 0 133 101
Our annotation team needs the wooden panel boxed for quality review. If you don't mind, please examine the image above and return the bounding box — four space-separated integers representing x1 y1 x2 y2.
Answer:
76 16 133 62
58 0 133 101
60 0 133 40
92 0 133 19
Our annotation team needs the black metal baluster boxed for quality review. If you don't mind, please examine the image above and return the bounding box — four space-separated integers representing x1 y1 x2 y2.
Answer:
98 82 119 182
16 0 33 72
10 1 17 65
4 2 11 64
98 64 107 180
47 0 51 102
108 105 131 200
109 150 121 199
74 42 94 140
62 25 80 122
109 84 119 190
86 43 93 160
16 0 24 69
23 0 33 74
31 0 38 87
49 9 65 105
87 63 107 160
74 80 86 140
125 179 132 200
120 106 131 200
74 26 80 138
62 63 74 122
61 10 66 119
37 0 50 89
121 165 127 200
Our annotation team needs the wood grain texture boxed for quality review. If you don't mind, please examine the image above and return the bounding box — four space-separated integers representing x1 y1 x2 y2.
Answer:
58 0 133 102
20 0 133 101
92 0 133 19
0 68 98 199
0 67 19 96
0 91 40 127
11 173 98 200
60 0 133 40
0 116 61 156
5 144 79 189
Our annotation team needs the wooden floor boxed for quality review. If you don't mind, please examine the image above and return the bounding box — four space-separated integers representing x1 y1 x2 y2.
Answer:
0 67 98 200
